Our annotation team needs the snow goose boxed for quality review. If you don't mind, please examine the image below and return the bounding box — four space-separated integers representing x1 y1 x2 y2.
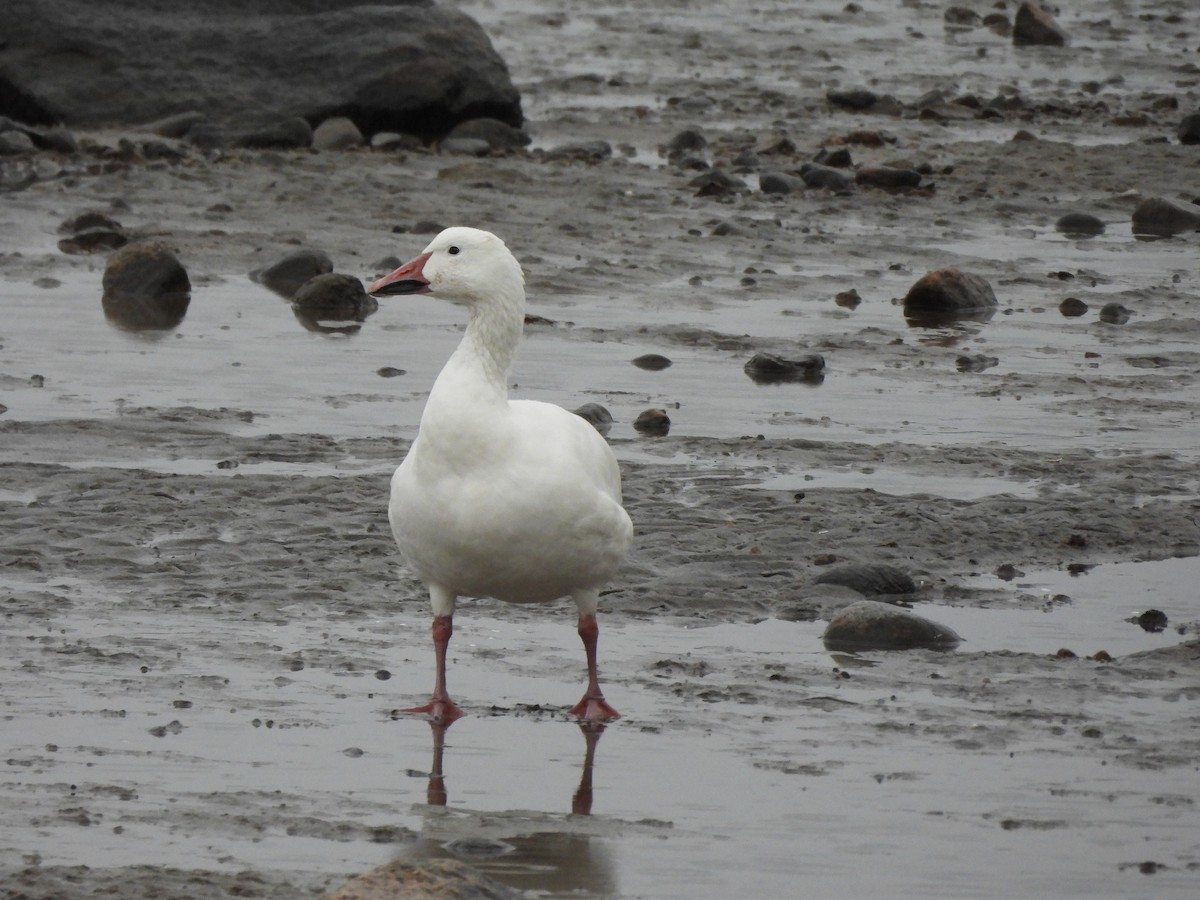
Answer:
368 227 633 723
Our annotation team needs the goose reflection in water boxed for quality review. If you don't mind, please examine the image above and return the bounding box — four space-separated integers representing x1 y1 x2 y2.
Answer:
404 718 618 897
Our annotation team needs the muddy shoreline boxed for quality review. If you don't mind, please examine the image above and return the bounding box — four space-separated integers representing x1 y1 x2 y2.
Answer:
4 1 1200 896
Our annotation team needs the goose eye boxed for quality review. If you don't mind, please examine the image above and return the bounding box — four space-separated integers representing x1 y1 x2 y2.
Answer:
448 246 461 256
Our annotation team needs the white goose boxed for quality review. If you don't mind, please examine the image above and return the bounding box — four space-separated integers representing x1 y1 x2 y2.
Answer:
368 227 633 723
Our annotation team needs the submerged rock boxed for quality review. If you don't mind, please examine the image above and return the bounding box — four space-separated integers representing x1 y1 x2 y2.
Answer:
633 408 671 436
632 353 673 371
744 352 825 385
292 273 375 315
822 600 962 651
1055 212 1105 237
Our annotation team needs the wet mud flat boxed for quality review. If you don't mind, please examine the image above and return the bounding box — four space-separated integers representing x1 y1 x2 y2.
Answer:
4 0 1200 897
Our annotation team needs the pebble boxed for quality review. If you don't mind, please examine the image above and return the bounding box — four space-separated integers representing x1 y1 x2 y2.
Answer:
1098 302 1131 325
633 408 671 436
376 367 406 378
759 171 806 195
822 600 962 651
1134 609 1168 632
798 162 854 194
312 116 364 151
1013 1 1069 47
690 169 748 197
250 249 334 298
1055 212 1105 237
1130 196 1200 237
743 352 825 384
573 402 614 436
1178 113 1200 146
663 128 708 157
956 353 999 373
813 146 853 168
1059 297 1089 317
826 87 880 111
632 353 672 371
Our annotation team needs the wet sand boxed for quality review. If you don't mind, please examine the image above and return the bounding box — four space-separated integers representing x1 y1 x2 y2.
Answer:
3 1 1200 896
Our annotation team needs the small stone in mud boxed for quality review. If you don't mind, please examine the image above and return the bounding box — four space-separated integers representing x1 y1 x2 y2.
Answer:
573 402 614 436
445 117 531 152
633 408 671 435
759 171 806 195
1059 297 1088 317
1055 647 1077 658
1099 302 1131 325
663 128 707 158
342 747 365 757
1055 212 1105 237
377 366 406 378
1179 113 1200 145
827 87 880 111
995 563 1025 581
744 352 825 384
543 139 612 163
798 162 854 194
835 288 861 309
814 563 917 597
235 116 313 150
312 116 364 151
956 353 999 373
148 720 184 738
374 669 392 680
250 249 334 298
690 169 749 197
58 226 129 254
632 353 672 371
822 600 961 651
1134 609 1168 633
1131 196 1200 237
1013 1 1069 47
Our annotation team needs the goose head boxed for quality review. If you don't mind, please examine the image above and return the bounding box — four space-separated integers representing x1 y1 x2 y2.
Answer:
368 227 524 309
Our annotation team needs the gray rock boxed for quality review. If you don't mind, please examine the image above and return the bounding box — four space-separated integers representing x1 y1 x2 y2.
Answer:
250 249 334 299
1099 302 1131 325
1055 212 1105 237
822 600 962 651
814 563 917 597
543 140 613 163
744 352 825 385
798 162 854 193
759 171 806 195
690 169 749 197
0 0 521 141
1178 113 1200 145
855 165 921 191
144 111 208 139
1013 2 1069 47
827 87 879 110
312 116 364 151
0 130 36 154
1131 196 1200 237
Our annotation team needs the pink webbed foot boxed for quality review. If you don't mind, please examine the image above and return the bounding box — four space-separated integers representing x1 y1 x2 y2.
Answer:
569 693 621 723
405 697 466 725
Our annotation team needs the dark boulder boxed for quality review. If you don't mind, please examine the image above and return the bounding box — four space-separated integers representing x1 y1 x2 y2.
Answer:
101 241 191 331
1055 212 1105 237
292 273 375 314
822 600 962 651
0 0 521 142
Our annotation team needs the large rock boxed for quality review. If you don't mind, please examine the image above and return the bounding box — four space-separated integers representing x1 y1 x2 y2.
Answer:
1131 196 1200 237
0 0 522 141
101 241 191 331
903 268 998 314
1013 2 1069 47
822 600 962 652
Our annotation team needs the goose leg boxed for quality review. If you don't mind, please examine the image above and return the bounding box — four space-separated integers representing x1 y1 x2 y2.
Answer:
568 601 620 722
407 587 464 723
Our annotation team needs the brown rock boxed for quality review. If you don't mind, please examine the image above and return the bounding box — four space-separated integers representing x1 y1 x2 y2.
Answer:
854 165 921 191
822 600 962 651
902 268 998 313
1013 2 1069 47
